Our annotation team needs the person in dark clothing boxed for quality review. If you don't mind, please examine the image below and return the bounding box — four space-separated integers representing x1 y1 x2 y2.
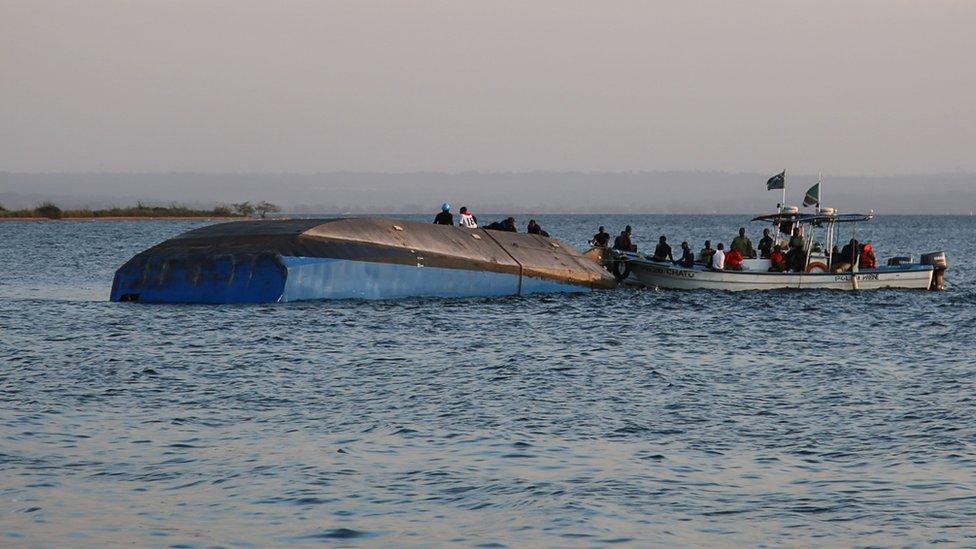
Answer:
653 235 674 262
678 241 695 268
486 217 518 232
591 226 611 247
830 239 860 272
433 203 454 225
785 227 805 271
839 239 859 265
613 225 637 252
526 220 550 237
758 228 774 258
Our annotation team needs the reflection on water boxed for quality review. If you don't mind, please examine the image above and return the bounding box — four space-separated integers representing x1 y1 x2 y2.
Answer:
1 216 974 546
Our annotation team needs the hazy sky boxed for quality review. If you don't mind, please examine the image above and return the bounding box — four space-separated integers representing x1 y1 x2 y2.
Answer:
2 0 974 174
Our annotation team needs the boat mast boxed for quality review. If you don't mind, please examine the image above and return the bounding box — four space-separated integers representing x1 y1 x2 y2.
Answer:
818 172 823 210
851 221 860 290
822 173 833 268
827 220 834 269
804 222 814 269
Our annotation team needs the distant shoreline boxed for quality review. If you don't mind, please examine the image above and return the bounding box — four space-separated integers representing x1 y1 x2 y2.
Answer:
4 172 975 215
0 216 251 222
0 200 280 221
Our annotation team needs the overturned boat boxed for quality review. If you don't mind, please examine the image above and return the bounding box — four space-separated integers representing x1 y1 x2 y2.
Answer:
110 218 617 303
611 209 947 291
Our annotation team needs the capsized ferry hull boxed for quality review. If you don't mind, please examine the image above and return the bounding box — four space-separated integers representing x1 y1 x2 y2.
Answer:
626 260 934 291
110 218 617 303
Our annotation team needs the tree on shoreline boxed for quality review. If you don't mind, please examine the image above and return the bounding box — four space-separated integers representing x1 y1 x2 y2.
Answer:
255 201 281 219
232 202 255 217
36 202 63 219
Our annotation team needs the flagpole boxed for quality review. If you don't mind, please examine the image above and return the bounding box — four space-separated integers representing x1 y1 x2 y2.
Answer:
818 171 823 211
782 170 787 211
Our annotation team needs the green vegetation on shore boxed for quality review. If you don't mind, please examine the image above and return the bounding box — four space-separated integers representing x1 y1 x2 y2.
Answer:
0 201 281 219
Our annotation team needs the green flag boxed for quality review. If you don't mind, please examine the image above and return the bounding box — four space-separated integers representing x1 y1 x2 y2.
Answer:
803 182 820 207
766 171 785 190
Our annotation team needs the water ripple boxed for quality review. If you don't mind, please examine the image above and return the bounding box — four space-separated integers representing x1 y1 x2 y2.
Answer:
0 215 974 545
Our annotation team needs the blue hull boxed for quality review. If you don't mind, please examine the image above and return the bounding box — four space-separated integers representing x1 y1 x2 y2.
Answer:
111 252 286 304
281 256 590 301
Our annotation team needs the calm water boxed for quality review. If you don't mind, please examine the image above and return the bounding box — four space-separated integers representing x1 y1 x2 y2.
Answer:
1 215 975 547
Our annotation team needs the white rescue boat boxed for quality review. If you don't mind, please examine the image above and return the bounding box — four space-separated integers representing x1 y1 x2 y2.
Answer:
612 209 947 292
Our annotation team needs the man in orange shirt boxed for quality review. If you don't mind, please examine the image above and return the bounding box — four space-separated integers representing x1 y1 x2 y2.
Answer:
769 245 786 272
725 248 744 271
860 243 877 269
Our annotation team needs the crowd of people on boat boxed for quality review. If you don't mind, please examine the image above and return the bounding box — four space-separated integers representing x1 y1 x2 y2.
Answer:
434 205 881 274
588 224 878 273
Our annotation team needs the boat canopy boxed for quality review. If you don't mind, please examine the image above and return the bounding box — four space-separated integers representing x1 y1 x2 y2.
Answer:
751 212 874 226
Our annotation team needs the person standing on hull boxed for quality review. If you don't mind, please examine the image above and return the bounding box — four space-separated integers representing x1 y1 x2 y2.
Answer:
613 225 638 252
434 203 454 225
711 243 726 271
653 235 674 262
731 227 756 259
591 226 611 248
458 206 478 228
758 228 774 259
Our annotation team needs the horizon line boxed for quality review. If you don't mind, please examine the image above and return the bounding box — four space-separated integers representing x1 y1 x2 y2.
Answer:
3 170 975 178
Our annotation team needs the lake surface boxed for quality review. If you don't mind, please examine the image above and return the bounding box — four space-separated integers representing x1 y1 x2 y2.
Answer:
1 214 975 546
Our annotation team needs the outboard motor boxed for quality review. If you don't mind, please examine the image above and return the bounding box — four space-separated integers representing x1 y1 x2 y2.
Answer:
921 251 948 290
